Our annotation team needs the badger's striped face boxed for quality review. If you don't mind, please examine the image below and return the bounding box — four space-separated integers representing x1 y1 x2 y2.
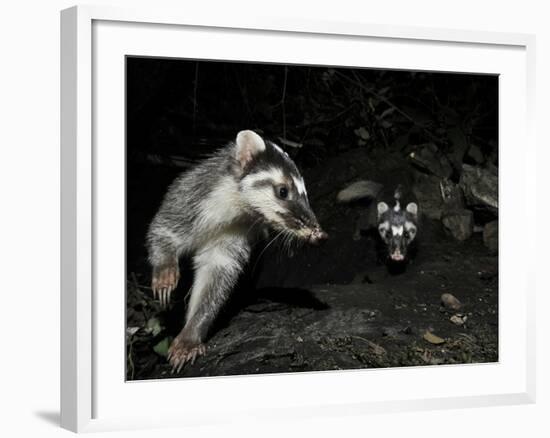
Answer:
239 140 326 243
377 200 418 262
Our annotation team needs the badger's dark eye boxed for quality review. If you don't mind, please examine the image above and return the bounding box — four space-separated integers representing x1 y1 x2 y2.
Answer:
404 231 410 239
277 186 289 199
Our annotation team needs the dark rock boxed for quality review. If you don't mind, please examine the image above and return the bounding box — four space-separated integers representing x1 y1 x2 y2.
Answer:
409 143 453 178
459 164 498 218
336 180 383 203
440 178 465 211
483 220 498 254
447 126 470 167
441 209 474 241
466 144 485 164
486 162 498 177
412 173 444 220
354 207 376 240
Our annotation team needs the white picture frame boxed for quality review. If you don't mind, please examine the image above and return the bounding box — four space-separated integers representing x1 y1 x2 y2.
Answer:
60 4 536 433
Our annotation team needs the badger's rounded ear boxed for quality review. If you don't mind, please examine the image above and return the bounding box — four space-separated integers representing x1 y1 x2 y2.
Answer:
377 202 389 218
236 130 266 168
406 202 418 216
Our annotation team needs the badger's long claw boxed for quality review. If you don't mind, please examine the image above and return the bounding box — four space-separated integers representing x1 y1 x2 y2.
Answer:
165 286 173 308
168 334 206 373
151 264 180 308
151 281 158 299
161 287 169 308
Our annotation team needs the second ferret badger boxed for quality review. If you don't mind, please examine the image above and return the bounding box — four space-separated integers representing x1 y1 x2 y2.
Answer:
338 181 419 267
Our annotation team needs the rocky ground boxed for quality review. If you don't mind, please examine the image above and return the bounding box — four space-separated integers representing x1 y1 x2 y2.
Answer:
126 147 498 379
127 231 497 379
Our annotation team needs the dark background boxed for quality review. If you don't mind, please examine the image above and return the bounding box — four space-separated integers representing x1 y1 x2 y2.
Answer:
126 57 498 380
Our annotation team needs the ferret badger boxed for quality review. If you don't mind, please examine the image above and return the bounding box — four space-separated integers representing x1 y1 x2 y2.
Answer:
339 181 419 265
375 186 419 263
147 130 327 371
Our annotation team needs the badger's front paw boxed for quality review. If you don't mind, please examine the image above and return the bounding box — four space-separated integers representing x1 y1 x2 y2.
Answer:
151 264 180 308
167 333 206 373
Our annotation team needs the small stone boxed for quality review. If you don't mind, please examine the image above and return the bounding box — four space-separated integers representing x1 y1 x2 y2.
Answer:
441 293 462 311
450 314 468 325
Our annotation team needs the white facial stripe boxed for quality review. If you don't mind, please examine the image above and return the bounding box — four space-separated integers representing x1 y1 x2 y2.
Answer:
391 225 404 236
273 143 292 160
240 168 290 227
272 145 306 196
273 143 284 154
244 186 285 224
293 176 307 196
242 167 285 189
379 221 390 232
394 201 401 212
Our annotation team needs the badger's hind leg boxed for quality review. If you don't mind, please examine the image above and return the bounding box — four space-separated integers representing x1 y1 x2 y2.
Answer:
168 237 250 372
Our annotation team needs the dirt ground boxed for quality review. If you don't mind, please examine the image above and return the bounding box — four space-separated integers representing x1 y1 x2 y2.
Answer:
126 149 498 380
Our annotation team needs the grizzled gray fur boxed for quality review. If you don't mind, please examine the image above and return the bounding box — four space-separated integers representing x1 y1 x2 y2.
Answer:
146 130 327 371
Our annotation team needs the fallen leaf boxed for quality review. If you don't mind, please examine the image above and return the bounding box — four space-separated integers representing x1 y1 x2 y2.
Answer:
367 341 387 356
153 337 173 358
146 317 163 336
126 327 140 337
423 331 445 345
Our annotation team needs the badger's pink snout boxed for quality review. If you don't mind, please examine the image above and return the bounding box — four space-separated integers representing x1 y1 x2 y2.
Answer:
309 227 328 245
390 251 405 261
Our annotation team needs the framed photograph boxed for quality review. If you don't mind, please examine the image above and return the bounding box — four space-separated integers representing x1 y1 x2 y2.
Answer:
61 5 536 432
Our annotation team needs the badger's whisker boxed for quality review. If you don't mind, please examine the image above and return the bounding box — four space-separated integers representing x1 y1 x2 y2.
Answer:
287 230 297 255
284 231 293 257
252 229 286 274
246 216 264 237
